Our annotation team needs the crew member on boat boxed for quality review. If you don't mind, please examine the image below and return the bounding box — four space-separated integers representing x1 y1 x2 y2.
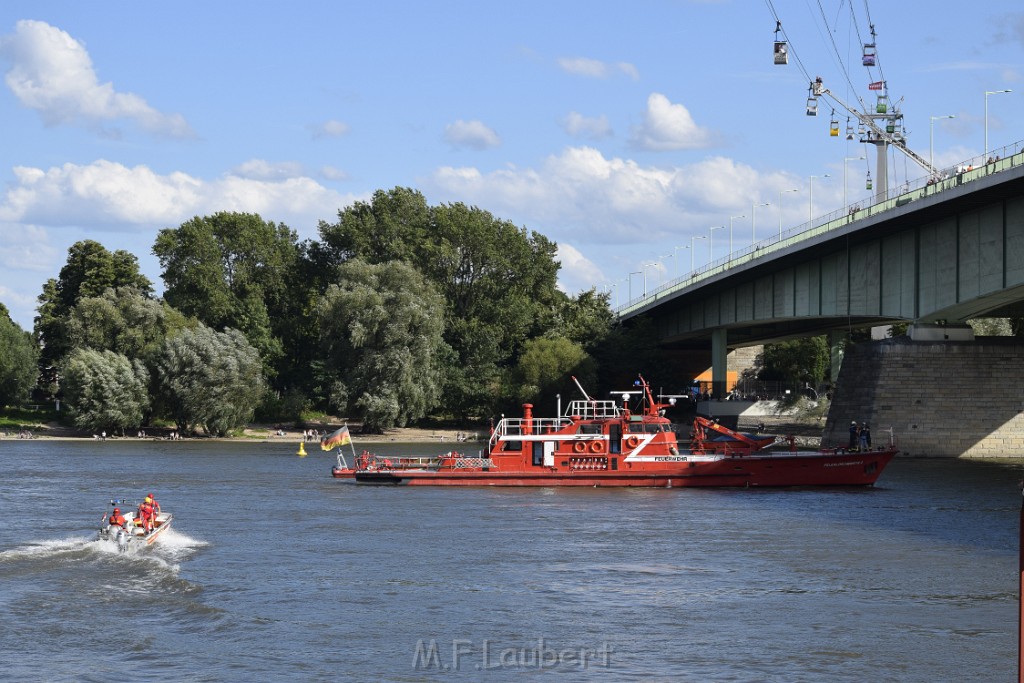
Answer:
108 507 126 528
138 497 155 532
148 492 161 515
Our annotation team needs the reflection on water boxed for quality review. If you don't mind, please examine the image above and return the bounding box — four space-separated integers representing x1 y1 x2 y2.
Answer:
0 439 1020 681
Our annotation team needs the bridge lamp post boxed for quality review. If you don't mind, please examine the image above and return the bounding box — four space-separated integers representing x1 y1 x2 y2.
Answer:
808 174 830 223
929 115 954 173
641 262 658 298
727 215 744 258
672 245 689 278
778 188 798 240
708 226 724 264
844 156 865 210
984 89 1011 158
751 202 769 245
628 271 641 301
689 235 706 274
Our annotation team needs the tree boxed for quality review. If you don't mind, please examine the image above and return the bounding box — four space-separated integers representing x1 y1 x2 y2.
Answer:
35 240 153 367
318 188 562 418
507 336 593 412
317 259 446 432
758 336 830 386
153 212 304 381
154 325 265 436
61 348 149 434
0 310 39 407
67 287 191 361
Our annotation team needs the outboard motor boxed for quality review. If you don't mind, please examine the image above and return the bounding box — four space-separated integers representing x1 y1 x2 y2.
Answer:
115 527 129 552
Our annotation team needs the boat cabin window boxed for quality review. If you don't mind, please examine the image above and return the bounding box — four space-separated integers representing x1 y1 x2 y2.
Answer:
532 442 544 466
502 440 522 452
576 424 603 435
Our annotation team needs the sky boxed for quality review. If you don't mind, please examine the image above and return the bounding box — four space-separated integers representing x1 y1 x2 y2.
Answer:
0 0 1022 330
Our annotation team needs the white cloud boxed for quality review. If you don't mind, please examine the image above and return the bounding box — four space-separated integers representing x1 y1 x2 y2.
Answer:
555 242 604 292
0 222 56 273
309 119 351 139
443 119 501 150
0 159 356 232
630 93 714 151
428 146 793 245
557 57 639 80
320 165 350 181
561 111 613 140
231 159 307 181
0 20 194 138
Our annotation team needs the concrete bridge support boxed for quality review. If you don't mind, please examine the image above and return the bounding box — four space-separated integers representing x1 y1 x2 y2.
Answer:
823 338 1024 457
711 328 727 398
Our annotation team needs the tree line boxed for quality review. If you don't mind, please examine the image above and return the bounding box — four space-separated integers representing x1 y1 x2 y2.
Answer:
0 187 641 436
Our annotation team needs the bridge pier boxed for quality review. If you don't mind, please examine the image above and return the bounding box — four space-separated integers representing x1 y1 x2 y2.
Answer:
829 330 847 385
711 328 728 399
824 338 1024 457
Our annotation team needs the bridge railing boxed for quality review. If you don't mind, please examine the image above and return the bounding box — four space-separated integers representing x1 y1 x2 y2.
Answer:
615 138 1024 316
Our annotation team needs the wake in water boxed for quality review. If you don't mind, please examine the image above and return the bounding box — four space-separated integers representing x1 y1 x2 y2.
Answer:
0 527 208 573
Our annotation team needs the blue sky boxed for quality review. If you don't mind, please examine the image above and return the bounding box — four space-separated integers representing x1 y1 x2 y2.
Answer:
1 0 1022 330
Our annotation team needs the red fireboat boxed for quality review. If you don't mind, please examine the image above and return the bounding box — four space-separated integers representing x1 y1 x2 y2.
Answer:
333 375 898 487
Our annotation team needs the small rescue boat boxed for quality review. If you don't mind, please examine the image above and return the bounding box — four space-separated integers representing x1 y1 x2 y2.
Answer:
343 374 899 488
98 499 173 551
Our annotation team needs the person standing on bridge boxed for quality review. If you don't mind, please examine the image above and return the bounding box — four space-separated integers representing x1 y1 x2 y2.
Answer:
848 421 859 450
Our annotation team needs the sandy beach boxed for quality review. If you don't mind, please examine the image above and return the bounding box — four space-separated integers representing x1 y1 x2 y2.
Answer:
0 422 485 444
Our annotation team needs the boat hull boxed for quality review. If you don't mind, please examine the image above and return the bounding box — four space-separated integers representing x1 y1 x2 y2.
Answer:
353 448 897 487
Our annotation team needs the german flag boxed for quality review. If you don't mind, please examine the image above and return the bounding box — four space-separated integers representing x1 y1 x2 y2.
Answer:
320 426 352 451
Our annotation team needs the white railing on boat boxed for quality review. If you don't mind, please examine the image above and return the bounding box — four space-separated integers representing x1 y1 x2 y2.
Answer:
566 400 621 419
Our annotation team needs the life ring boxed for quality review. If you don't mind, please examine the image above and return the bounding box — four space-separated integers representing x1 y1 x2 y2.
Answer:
573 441 586 453
589 440 605 454
626 435 640 448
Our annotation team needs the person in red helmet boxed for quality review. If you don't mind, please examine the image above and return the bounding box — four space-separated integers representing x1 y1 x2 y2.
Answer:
148 492 161 516
108 507 126 528
138 496 155 533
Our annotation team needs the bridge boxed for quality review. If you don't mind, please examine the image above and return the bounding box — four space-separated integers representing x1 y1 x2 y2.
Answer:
615 140 1024 399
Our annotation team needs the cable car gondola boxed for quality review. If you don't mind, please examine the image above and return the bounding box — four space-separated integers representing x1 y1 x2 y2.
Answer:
806 86 818 116
863 43 877 67
773 21 788 65
866 171 873 191
845 118 855 140
829 110 839 137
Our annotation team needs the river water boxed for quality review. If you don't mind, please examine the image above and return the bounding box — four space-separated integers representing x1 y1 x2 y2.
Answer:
0 438 1019 682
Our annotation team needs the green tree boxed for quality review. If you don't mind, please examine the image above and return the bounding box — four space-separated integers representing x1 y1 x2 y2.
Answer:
318 188 562 418
0 310 40 407
154 325 265 436
551 288 614 348
758 336 830 386
153 212 304 381
508 336 593 411
317 259 446 432
61 348 149 434
35 240 153 367
67 287 191 361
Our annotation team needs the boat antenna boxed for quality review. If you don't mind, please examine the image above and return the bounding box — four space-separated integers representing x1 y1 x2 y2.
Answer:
571 376 594 401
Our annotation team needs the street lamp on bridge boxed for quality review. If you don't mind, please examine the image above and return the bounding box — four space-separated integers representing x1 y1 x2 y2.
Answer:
778 188 798 239
809 174 830 223
708 226 724 264
844 156 865 210
929 115 954 173
751 202 769 245
689 235 706 274
728 215 744 257
984 89 1012 158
